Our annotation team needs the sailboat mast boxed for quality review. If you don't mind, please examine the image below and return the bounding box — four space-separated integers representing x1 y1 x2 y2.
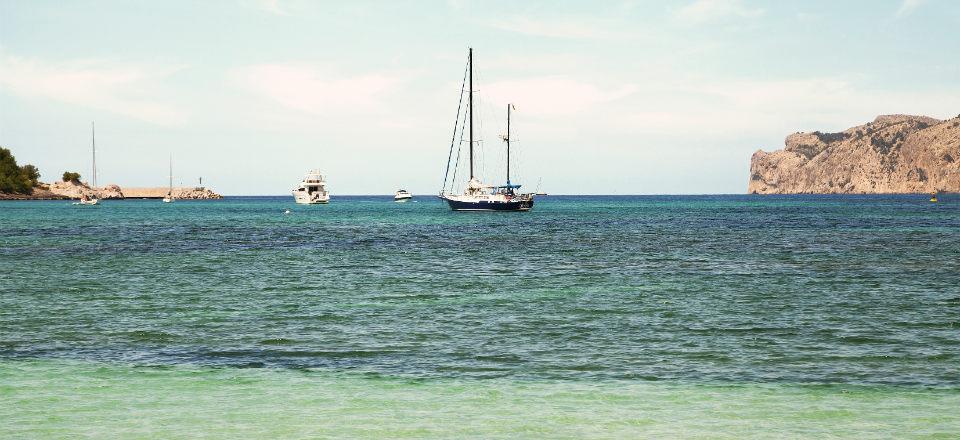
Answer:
468 47 474 180
168 154 173 194
506 104 511 185
91 122 97 188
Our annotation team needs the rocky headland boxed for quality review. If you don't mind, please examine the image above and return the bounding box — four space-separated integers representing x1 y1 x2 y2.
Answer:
0 181 222 200
47 180 125 199
0 147 224 200
0 183 68 200
749 114 960 194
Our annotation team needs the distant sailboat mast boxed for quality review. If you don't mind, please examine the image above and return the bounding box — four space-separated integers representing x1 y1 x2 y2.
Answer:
500 103 518 192
168 154 173 196
91 122 97 189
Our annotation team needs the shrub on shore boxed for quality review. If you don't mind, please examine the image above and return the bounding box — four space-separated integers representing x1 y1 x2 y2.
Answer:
0 147 40 194
62 171 81 183
21 164 40 186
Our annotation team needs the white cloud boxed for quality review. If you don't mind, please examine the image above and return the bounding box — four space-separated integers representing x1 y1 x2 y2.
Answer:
602 76 960 141
676 0 764 24
0 52 187 126
489 16 631 39
895 0 924 18
230 63 404 115
256 0 289 16
483 77 638 116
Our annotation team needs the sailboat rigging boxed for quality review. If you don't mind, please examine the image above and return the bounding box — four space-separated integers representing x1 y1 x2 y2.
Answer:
163 154 174 203
91 122 97 189
76 122 100 205
439 48 535 211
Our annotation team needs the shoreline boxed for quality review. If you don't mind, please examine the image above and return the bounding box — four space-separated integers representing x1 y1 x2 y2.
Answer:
0 182 223 201
3 358 958 439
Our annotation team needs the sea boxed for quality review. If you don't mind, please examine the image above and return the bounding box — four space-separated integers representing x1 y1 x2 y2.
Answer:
1 195 958 438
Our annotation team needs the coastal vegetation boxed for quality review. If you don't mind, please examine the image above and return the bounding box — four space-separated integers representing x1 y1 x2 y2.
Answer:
0 147 40 194
62 171 81 183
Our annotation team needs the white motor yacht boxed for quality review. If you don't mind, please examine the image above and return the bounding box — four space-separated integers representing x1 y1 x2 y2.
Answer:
394 189 413 201
293 170 330 204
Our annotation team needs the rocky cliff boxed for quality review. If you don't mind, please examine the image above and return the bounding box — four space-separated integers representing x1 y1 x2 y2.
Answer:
749 114 960 194
46 181 125 199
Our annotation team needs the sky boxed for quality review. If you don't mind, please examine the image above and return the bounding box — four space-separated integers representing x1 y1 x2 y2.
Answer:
1 0 958 195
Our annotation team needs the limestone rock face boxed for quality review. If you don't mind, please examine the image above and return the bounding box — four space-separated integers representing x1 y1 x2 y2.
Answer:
47 180 125 199
99 184 125 199
122 187 223 199
172 187 224 199
749 114 960 194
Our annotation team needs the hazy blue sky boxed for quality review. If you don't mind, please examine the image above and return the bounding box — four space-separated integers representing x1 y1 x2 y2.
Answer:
1 0 958 194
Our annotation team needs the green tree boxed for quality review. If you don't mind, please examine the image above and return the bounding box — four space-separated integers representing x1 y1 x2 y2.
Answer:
0 147 35 194
62 171 82 183
20 164 40 186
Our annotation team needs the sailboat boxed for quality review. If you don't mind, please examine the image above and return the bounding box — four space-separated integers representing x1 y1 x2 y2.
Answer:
163 154 174 203
439 48 534 211
535 178 547 196
75 122 100 205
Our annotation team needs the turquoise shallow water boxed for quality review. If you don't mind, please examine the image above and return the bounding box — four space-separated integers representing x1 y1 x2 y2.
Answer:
2 195 959 438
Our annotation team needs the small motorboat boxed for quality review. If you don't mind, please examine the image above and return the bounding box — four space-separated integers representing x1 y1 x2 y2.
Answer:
394 189 413 202
74 194 99 205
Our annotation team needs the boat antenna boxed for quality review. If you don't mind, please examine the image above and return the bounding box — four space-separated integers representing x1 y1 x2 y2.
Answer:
91 121 97 188
469 47 474 180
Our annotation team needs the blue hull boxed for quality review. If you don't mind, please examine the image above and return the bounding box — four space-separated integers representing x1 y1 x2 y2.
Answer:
442 197 534 211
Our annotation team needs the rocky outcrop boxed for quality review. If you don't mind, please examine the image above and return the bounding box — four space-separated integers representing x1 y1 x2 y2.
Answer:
123 187 223 199
749 114 960 194
173 187 223 199
3 181 223 200
46 180 125 199
0 183 68 200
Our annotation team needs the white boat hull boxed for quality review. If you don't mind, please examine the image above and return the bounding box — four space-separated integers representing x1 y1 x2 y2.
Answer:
293 191 330 204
